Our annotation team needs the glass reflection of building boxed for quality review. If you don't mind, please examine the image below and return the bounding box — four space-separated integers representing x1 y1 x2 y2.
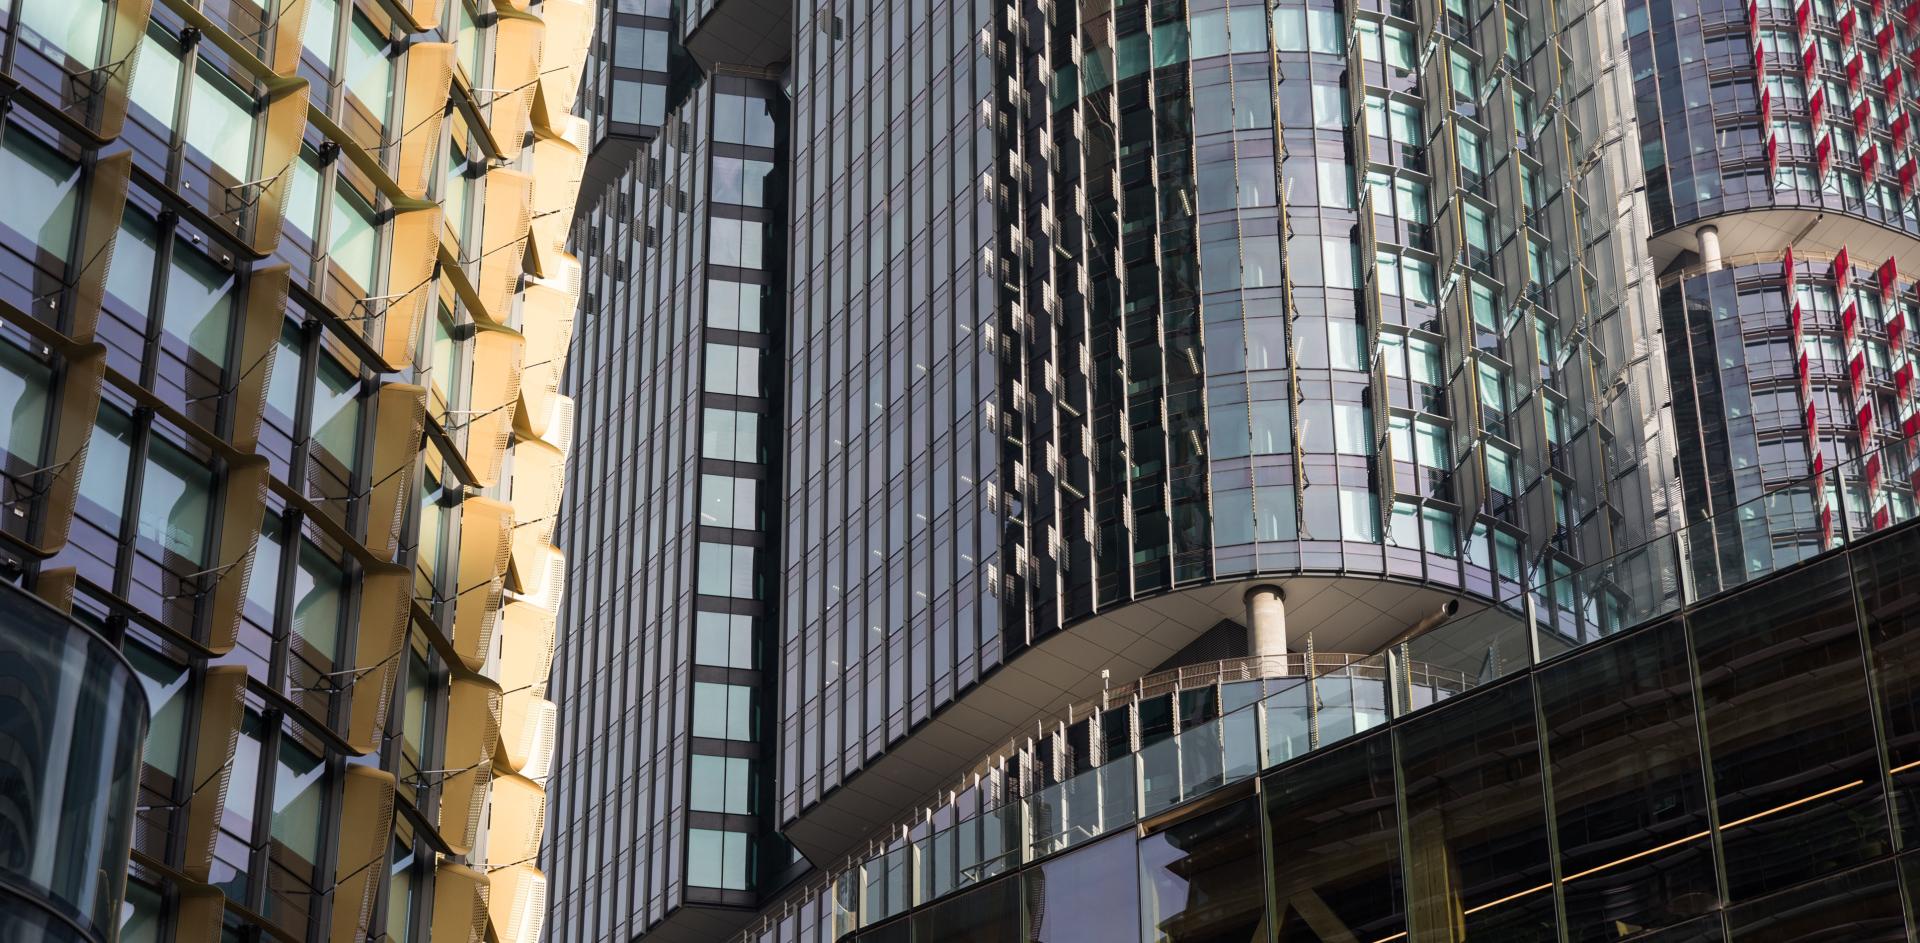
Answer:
0 0 592 934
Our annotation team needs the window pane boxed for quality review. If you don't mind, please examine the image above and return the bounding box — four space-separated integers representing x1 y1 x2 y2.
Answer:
707 280 763 332
1856 524 1920 848
0 340 50 467
1265 736 1404 942
699 474 757 528
303 0 337 60
1689 555 1886 899
701 408 759 461
244 517 284 623
687 828 751 889
694 611 754 668
139 437 213 563
705 343 762 396
265 325 303 422
0 128 81 261
345 15 392 121
1539 618 1717 939
129 33 180 126
689 754 753 814
1139 797 1264 941
270 739 327 863
692 682 754 740
697 541 757 598
311 355 361 465
292 540 346 662
18 0 104 67
1028 832 1139 942
329 184 379 288
1399 681 1555 939
124 644 188 778
286 152 322 236
107 211 159 315
78 404 132 524
1727 859 1905 941
186 68 253 175
162 241 235 367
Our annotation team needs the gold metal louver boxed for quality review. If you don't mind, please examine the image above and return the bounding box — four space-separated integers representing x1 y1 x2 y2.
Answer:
229 264 290 454
344 564 411 753
474 168 534 322
172 878 227 943
438 676 503 854
327 766 398 943
493 602 557 771
499 694 555 780
203 455 270 655
68 152 131 343
363 383 428 562
383 206 445 371
505 438 564 586
483 774 547 868
531 0 591 128
245 80 312 257
451 497 514 670
34 567 78 614
462 327 525 487
484 16 546 161
512 280 575 437
486 863 548 943
524 136 583 277
396 44 455 199
430 863 491 943
180 665 247 882
264 0 312 75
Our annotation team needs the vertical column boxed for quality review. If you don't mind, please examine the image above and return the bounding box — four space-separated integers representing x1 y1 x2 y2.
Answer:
1244 584 1286 660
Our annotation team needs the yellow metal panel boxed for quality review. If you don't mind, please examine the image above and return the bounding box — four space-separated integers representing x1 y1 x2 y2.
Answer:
451 496 514 670
203 457 270 655
439 676 502 854
181 666 247 882
345 565 411 753
327 767 397 943
396 43 455 199
430 863 491 943
229 264 290 454
364 383 427 562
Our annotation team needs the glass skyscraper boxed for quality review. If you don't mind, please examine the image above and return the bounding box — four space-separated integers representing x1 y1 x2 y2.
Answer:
539 0 1920 935
0 0 592 934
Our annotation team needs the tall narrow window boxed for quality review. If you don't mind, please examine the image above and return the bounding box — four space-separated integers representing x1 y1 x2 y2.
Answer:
0 128 81 263
185 67 254 176
345 15 393 122
162 240 236 368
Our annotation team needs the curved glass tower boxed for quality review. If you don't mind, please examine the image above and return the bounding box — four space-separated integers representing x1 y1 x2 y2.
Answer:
548 0 1676 930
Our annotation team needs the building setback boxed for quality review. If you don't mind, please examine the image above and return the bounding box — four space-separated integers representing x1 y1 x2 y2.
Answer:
0 0 593 935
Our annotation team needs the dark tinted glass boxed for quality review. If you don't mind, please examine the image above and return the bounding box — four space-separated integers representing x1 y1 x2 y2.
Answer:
1538 619 1717 939
1688 557 1887 899
1397 680 1555 941
910 876 1019 942
1726 860 1905 942
1024 832 1140 943
1138 796 1264 942
1265 735 1403 943
1854 524 1920 845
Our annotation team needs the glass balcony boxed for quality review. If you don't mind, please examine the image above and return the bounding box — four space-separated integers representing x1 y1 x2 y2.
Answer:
791 426 1920 939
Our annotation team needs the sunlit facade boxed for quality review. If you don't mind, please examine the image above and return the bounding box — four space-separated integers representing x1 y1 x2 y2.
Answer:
0 0 590 934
